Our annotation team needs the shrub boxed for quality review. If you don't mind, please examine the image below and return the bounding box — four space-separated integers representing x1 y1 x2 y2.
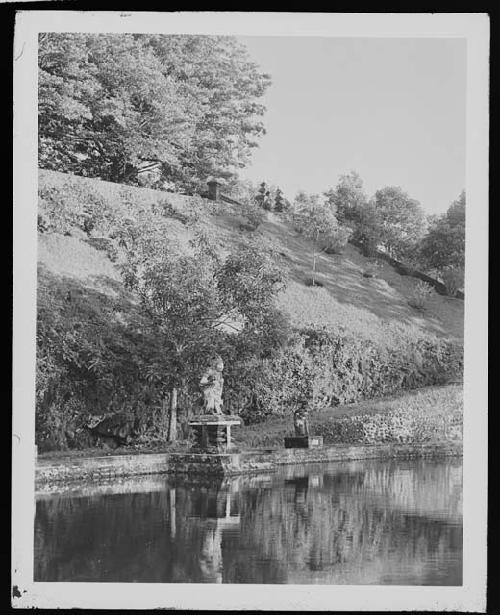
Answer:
362 258 384 279
241 201 266 231
229 326 463 425
304 278 324 287
408 280 434 311
372 186 426 261
35 267 169 451
441 266 464 297
418 192 465 276
322 226 352 254
38 178 119 237
274 188 287 212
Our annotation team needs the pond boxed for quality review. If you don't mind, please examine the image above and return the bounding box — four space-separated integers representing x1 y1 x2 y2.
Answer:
34 458 462 585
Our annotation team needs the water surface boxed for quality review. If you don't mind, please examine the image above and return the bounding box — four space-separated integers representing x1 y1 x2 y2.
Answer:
35 458 462 584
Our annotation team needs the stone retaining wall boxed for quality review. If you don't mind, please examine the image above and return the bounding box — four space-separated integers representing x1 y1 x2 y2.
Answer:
36 442 462 487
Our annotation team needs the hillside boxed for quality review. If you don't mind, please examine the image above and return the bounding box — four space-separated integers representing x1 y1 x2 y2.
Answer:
38 169 463 344
35 169 464 451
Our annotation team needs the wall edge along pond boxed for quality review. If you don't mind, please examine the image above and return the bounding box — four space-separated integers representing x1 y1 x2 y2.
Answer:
36 442 463 487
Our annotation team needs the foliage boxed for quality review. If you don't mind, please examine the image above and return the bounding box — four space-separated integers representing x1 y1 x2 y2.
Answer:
254 181 273 210
36 170 464 450
324 173 427 261
240 200 266 231
441 266 464 297
324 170 367 226
36 236 288 450
419 191 466 293
216 242 286 322
235 385 463 448
408 280 435 311
291 192 351 281
35 268 158 451
372 186 427 260
39 33 271 190
349 200 383 256
232 325 463 425
322 226 352 254
225 177 259 205
123 232 287 439
38 176 119 236
273 187 287 212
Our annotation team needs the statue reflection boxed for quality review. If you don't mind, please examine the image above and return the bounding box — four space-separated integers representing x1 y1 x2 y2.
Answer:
182 477 241 583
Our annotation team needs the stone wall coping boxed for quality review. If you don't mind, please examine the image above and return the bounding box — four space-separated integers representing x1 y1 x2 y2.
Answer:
189 415 241 426
36 441 463 489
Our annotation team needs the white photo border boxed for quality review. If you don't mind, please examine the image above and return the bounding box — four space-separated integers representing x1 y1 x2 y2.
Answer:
12 11 489 611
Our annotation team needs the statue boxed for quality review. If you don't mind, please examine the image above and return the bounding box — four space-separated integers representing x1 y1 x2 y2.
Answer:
199 355 224 415
293 405 310 437
285 397 323 450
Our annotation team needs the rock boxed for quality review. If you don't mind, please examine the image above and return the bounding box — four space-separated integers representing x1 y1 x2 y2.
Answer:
88 412 136 448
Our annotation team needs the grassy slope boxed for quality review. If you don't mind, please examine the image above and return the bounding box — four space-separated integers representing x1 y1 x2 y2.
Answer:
37 170 464 453
38 169 464 344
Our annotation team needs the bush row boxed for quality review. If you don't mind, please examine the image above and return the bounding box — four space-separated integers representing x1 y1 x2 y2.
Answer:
227 327 463 424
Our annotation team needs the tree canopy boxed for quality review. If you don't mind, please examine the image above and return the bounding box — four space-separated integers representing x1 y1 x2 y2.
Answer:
419 191 466 277
292 192 351 284
124 224 286 438
372 186 427 260
324 170 368 226
39 34 271 191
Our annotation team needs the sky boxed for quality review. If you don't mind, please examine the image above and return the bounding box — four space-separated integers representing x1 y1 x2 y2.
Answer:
238 37 466 215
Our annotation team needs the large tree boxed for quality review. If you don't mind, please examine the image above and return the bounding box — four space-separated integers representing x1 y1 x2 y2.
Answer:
292 193 350 285
419 191 465 294
125 231 286 441
372 186 427 260
324 170 368 226
38 34 271 190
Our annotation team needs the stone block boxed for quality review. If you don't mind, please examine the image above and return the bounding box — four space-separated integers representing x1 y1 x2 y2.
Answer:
284 436 324 449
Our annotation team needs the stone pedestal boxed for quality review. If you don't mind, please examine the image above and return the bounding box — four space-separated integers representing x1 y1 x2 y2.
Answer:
189 415 241 452
284 435 323 449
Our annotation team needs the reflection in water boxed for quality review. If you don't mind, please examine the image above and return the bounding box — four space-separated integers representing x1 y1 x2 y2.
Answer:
34 459 462 585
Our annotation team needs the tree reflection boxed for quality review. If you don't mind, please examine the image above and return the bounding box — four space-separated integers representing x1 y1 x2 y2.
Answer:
34 459 462 584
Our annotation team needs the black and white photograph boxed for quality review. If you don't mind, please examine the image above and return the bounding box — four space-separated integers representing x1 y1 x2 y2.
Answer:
12 11 488 611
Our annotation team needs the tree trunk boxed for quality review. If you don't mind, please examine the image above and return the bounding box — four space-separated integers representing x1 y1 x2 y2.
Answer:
167 387 178 442
312 230 319 286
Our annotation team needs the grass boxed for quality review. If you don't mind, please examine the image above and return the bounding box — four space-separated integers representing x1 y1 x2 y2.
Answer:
39 169 464 345
38 440 192 461
233 384 463 449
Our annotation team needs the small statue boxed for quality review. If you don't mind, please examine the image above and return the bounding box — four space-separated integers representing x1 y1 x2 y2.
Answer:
293 406 310 437
199 355 224 415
